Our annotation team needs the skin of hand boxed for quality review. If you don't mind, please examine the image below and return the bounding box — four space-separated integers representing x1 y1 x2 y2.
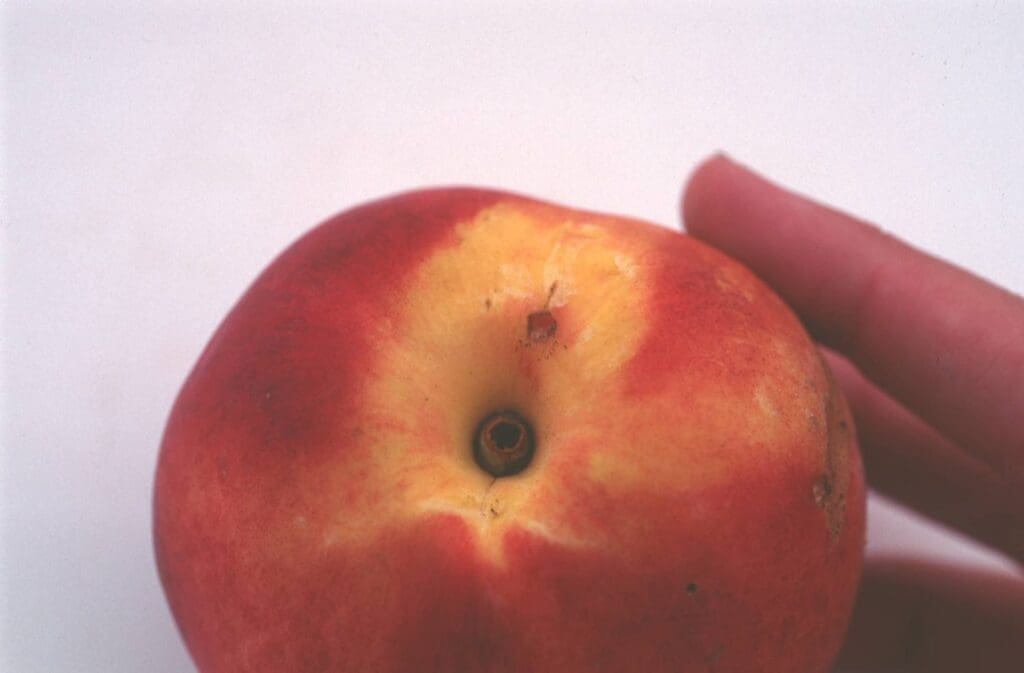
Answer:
681 154 1024 672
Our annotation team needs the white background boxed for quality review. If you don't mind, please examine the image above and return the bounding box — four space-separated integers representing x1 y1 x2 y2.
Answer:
2 2 1022 672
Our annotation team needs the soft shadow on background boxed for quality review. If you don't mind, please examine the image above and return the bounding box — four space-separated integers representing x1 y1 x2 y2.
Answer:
2 3 1022 672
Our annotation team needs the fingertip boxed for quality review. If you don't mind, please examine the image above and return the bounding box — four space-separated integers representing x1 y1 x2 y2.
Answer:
680 152 735 235
681 152 777 246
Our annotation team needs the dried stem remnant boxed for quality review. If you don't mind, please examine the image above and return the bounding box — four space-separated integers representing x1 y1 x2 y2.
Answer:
473 410 535 478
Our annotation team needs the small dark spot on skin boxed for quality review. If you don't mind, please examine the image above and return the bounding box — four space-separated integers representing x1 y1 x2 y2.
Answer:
686 582 698 594
485 298 492 310
838 419 848 431
490 507 498 516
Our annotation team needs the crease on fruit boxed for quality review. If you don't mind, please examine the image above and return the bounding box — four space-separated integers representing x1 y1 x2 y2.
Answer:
418 490 591 567
478 478 499 519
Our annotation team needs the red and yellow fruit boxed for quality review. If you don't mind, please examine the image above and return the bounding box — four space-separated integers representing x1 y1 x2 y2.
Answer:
154 188 864 672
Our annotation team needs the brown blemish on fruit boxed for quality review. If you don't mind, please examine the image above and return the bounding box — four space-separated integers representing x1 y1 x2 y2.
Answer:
815 358 852 543
527 310 557 342
485 298 492 310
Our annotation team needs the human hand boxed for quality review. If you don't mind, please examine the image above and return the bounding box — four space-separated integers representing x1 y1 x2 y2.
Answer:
682 155 1024 672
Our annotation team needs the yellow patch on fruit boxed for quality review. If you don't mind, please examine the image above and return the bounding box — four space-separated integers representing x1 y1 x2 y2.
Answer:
316 200 658 565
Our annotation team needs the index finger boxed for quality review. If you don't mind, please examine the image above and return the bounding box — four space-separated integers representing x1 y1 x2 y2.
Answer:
681 154 1024 487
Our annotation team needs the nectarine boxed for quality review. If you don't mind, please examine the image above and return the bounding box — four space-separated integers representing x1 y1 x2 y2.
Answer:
154 188 864 672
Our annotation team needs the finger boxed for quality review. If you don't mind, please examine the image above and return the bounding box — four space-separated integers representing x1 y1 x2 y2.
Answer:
682 154 1024 487
835 557 1024 673
822 348 1024 563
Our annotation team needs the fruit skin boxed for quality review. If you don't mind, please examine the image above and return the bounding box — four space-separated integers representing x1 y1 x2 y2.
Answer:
153 187 865 673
